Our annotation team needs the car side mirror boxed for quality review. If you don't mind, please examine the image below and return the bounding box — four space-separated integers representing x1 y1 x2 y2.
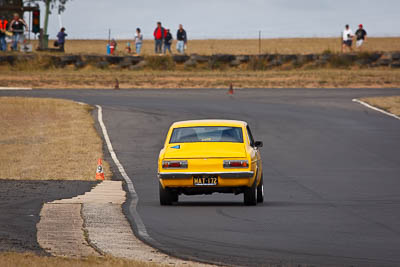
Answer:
254 141 263 148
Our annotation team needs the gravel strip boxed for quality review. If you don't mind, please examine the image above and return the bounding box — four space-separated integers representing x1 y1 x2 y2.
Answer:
36 180 213 265
0 180 97 254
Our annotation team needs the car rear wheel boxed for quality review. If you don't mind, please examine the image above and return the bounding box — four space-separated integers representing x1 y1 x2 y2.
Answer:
172 193 179 203
244 178 257 206
159 182 176 205
257 174 264 203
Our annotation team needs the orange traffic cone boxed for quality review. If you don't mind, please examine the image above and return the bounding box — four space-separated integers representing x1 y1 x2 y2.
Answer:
96 158 105 180
228 83 234 95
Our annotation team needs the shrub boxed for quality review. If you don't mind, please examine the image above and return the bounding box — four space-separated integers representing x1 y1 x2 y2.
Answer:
145 56 175 70
322 49 333 55
247 56 268 70
329 54 353 68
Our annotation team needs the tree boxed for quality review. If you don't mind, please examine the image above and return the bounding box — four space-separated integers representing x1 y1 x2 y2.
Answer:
25 0 70 36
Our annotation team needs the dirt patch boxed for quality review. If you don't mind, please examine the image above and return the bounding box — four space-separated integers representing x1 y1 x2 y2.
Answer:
0 97 111 180
0 69 400 89
0 253 162 267
361 96 400 116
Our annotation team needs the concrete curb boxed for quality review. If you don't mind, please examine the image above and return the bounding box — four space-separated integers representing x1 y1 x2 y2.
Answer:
37 180 213 266
352 99 400 121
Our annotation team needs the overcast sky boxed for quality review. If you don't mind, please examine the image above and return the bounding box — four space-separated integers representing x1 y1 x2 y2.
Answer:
32 0 400 40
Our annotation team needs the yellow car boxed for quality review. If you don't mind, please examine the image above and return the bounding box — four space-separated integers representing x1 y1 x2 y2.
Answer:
158 120 263 206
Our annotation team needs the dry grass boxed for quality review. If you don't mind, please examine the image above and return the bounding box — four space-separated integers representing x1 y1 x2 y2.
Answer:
0 68 399 89
0 97 111 180
361 96 400 116
0 253 162 267
28 37 400 55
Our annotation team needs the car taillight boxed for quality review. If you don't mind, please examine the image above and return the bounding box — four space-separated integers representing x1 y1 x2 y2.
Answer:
223 160 249 168
162 160 188 169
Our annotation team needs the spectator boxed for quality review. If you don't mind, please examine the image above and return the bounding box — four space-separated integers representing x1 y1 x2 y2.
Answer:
125 41 131 53
0 16 8 51
153 22 165 54
164 29 173 54
9 13 27 51
0 28 6 52
355 24 367 50
56 27 67 52
176 24 187 54
134 28 143 55
110 39 117 54
342 24 354 53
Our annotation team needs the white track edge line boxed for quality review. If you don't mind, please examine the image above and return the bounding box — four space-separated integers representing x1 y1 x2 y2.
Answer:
352 99 400 121
0 87 32 90
96 105 152 240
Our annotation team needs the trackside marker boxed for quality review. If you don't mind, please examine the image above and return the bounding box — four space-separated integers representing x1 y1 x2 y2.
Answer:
228 83 234 95
95 158 105 180
96 105 152 242
352 99 400 121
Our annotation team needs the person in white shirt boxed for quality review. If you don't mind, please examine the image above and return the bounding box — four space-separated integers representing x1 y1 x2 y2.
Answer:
342 24 354 53
134 28 143 55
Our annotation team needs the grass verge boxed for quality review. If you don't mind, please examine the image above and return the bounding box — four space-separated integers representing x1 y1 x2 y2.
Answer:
26 37 400 55
0 97 111 180
0 69 399 89
361 96 400 116
0 253 162 267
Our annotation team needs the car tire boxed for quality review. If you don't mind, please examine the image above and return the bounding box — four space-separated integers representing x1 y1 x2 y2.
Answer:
159 181 175 206
172 193 179 203
244 178 257 206
257 174 264 203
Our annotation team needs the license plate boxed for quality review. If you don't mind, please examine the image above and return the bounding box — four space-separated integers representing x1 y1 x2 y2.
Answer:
193 176 218 186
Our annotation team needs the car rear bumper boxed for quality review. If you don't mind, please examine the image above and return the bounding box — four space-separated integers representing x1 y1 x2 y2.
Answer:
159 171 256 190
158 171 254 179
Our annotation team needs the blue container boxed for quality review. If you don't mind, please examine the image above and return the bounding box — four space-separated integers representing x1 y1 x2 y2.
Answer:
106 44 111 55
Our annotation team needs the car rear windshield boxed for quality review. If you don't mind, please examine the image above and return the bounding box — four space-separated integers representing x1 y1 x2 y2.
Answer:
170 126 243 143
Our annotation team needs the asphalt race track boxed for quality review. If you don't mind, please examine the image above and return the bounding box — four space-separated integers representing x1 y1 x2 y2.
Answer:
2 88 400 266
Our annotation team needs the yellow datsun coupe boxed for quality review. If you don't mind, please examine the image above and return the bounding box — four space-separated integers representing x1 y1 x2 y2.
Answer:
158 120 263 206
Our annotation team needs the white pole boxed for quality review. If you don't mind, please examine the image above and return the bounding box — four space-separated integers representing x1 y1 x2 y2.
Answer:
58 14 62 29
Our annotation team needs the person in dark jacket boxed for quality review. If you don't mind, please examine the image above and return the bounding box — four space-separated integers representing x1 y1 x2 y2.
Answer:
355 24 367 51
153 22 166 54
164 29 173 54
56 27 67 52
176 24 187 54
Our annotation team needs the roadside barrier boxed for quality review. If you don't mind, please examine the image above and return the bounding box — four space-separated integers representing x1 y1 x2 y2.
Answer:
96 158 105 180
1 52 400 70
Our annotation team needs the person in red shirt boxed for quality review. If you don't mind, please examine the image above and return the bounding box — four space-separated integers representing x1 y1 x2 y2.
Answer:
153 22 166 54
0 17 8 51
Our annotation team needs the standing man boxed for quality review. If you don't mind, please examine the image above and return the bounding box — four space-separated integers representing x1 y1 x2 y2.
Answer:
176 24 187 54
355 24 367 51
56 27 67 52
0 17 8 51
9 13 27 51
153 22 165 54
342 24 354 53
0 29 6 52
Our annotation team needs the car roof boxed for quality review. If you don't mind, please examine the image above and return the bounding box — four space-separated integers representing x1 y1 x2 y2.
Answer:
171 119 247 128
